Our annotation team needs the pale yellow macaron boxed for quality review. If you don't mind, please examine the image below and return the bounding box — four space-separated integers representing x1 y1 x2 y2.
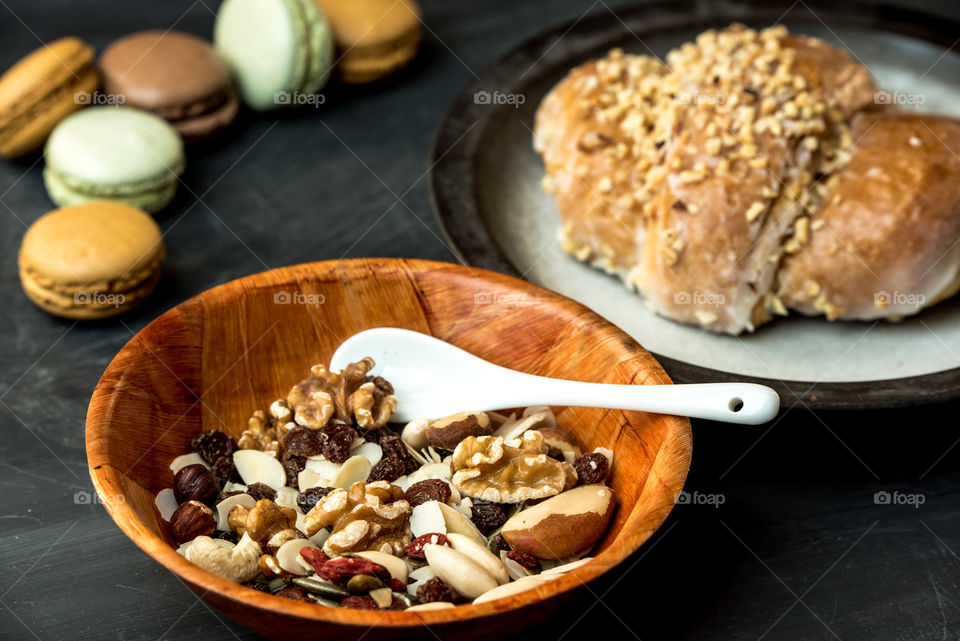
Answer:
18 201 164 319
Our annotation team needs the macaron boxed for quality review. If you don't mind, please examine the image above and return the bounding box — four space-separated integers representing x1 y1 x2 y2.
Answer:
214 0 334 110
43 106 185 212
0 37 99 158
18 201 165 319
99 31 239 143
316 0 422 83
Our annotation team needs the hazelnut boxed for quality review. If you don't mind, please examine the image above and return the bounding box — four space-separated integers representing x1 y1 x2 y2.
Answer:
174 464 219 505
171 500 216 544
426 411 492 450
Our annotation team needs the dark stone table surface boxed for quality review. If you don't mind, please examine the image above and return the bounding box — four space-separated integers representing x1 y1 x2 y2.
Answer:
2 0 960 639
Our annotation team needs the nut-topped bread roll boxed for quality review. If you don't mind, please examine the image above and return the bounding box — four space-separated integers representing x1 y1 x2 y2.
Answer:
534 24 960 334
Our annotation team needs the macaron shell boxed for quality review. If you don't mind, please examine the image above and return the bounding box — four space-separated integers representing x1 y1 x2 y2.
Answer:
316 0 421 83
99 29 239 140
43 165 179 213
18 202 165 319
44 106 184 211
215 0 333 110
0 37 99 157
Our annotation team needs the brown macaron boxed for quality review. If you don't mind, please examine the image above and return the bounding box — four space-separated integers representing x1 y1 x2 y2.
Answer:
99 31 238 142
0 37 99 158
18 201 165 319
316 0 422 83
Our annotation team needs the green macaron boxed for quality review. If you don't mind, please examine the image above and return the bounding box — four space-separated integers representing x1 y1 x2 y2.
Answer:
43 106 185 213
214 0 335 111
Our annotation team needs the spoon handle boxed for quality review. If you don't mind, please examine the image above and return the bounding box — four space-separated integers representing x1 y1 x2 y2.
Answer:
488 376 780 425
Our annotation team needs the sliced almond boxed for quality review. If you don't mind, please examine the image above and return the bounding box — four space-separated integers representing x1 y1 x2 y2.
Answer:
154 488 178 522
424 544 498 599
406 602 454 612
436 502 485 544
472 574 556 604
500 550 532 580
494 410 554 441
407 566 437 596
331 455 371 488
169 453 209 474
274 486 300 513
297 469 330 493
410 501 447 538
233 450 285 490
276 538 316 576
353 550 408 583
352 442 383 467
406 462 452 485
446 533 509 584
304 457 342 479
369 586 393 608
541 557 592 575
215 493 256 531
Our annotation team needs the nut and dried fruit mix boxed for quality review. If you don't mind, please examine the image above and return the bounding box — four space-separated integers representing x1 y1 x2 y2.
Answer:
159 358 616 611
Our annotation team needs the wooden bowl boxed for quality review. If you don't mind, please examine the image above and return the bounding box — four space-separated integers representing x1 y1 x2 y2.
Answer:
86 258 692 640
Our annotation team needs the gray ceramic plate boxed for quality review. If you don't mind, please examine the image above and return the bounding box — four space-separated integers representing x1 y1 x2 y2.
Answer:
428 0 960 409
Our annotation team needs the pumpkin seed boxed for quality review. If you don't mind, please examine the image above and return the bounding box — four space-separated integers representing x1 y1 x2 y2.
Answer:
292 576 350 599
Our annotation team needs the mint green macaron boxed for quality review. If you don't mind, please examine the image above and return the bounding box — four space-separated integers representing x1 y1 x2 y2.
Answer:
43 107 185 213
214 0 334 111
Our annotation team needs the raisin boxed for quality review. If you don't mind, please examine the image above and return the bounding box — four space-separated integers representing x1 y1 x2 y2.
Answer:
404 533 449 560
191 430 237 466
216 529 239 544
246 482 277 502
573 452 609 486
299 547 329 574
507 549 539 569
217 490 243 503
379 435 418 474
317 557 390 585
321 423 357 464
297 486 334 514
341 595 406 610
276 586 312 602
404 479 452 508
416 577 455 604
211 455 242 485
368 457 406 482
341 595 379 610
470 502 507 533
283 426 325 458
246 580 270 593
388 577 406 592
282 455 306 487
364 375 394 397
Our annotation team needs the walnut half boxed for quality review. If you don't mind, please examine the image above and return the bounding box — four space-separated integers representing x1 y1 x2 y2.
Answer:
451 431 573 503
303 481 412 556
288 358 398 430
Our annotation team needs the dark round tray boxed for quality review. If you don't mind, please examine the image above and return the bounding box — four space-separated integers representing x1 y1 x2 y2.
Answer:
427 0 960 410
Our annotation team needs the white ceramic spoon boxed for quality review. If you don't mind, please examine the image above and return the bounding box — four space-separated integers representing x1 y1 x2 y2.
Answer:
330 327 779 425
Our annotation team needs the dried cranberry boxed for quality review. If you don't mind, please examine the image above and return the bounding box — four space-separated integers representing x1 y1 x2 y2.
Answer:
211 455 242 485
299 547 329 573
416 577 455 604
388 577 406 592
573 452 609 486
404 479 452 508
283 426 325 458
282 455 306 487
404 533 449 560
246 482 277 502
275 586 312 602
379 435 417 474
317 557 390 585
191 430 237 465
470 502 507 533
507 549 539 569
297 486 334 514
321 423 356 464
368 457 406 482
